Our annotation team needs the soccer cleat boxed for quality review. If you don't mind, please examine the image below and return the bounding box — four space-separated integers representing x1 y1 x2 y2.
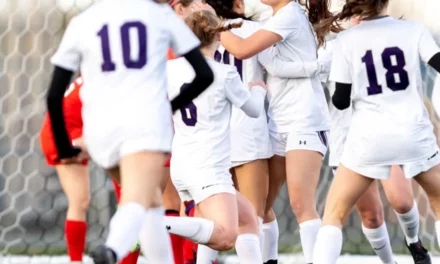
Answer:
264 260 278 264
90 245 117 264
406 239 431 264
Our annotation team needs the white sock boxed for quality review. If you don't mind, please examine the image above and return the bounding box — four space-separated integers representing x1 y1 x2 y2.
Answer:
395 201 419 245
435 221 440 247
196 245 218 264
299 218 321 263
139 207 174 263
164 216 214 244
262 220 279 262
235 233 263 264
105 203 146 260
313 225 343 264
258 217 264 252
362 223 395 264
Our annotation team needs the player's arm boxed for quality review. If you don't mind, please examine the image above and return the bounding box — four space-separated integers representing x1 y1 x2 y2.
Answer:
46 67 81 159
332 83 352 110
329 36 352 110
170 48 214 112
225 69 266 118
428 53 440 73
258 48 323 78
47 17 82 160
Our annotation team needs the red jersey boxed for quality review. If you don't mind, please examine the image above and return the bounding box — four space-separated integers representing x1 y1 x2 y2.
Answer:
40 77 83 165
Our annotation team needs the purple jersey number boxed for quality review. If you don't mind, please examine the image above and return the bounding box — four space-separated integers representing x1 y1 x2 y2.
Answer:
180 83 197 126
362 47 409 96
97 22 148 72
214 50 243 80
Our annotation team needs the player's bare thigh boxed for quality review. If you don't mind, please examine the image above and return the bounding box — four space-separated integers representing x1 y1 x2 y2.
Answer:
381 165 414 214
232 159 269 218
354 181 384 228
412 163 440 218
107 151 168 208
285 149 322 222
264 155 286 221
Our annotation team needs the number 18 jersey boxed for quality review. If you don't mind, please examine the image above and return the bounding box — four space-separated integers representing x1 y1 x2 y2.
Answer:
330 17 440 166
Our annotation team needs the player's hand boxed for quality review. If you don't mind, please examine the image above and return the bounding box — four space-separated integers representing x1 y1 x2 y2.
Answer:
248 81 268 92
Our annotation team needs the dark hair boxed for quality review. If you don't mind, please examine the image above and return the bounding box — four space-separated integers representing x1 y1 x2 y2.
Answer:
296 0 342 47
205 0 248 20
185 10 243 48
315 0 389 44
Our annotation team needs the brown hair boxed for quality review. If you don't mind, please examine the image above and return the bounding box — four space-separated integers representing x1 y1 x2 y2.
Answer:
314 0 389 44
185 10 242 48
297 0 342 47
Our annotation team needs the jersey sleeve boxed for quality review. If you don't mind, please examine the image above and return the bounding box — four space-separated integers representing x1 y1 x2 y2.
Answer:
418 26 440 64
167 10 201 57
224 67 252 108
263 7 299 40
51 17 81 72
329 36 352 84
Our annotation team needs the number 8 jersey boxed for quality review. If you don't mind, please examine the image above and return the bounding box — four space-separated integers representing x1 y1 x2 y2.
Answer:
50 0 200 168
330 16 440 167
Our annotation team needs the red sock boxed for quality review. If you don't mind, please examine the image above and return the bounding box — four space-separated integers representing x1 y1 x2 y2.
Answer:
166 210 185 264
65 220 87 261
112 179 122 202
183 201 197 262
119 249 141 264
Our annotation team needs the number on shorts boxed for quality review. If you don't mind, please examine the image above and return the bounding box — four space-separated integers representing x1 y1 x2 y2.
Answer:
214 50 243 80
180 83 197 126
362 47 409 96
97 22 148 72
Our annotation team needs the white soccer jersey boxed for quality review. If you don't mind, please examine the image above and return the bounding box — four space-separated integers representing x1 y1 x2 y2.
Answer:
433 73 440 118
50 0 200 168
262 1 330 133
330 16 440 166
217 20 272 163
168 58 254 189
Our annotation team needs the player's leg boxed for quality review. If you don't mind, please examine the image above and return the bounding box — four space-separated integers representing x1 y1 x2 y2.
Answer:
354 179 395 264
93 152 173 263
232 159 270 250
263 154 285 264
313 164 374 264
163 171 185 264
382 166 430 262
56 164 89 263
183 201 198 264
284 131 328 264
110 179 141 264
408 159 440 249
164 190 239 251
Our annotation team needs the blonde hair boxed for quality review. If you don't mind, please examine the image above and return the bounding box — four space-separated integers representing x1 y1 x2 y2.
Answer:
184 10 242 48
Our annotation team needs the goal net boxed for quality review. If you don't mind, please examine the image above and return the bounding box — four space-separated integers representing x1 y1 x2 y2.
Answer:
0 0 439 263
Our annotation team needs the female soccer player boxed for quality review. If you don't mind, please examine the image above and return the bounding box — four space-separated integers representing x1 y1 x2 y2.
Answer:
40 77 141 264
220 1 334 262
164 10 266 263
46 0 214 263
312 0 440 263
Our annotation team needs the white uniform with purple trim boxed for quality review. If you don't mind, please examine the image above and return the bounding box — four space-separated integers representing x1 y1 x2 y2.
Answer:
217 19 273 167
330 17 440 179
261 1 330 156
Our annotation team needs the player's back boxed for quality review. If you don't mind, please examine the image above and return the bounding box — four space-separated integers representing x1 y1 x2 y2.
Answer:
168 58 238 170
72 0 178 124
334 17 438 164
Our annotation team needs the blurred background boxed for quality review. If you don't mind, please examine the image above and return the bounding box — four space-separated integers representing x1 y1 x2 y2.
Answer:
0 0 439 262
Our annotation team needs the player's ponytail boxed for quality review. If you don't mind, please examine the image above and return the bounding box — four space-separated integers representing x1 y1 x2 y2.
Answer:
206 0 248 20
185 10 243 48
297 0 342 47
314 0 389 45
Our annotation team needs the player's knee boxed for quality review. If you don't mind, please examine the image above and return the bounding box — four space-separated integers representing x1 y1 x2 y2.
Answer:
218 230 238 251
389 196 413 214
359 210 383 229
290 199 316 222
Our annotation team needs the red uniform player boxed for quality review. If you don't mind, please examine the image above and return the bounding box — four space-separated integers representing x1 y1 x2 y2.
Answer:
40 77 140 264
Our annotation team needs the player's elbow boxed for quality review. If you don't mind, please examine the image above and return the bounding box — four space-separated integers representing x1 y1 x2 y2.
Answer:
332 96 350 110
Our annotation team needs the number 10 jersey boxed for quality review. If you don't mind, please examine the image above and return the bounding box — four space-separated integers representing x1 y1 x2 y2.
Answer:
330 16 440 167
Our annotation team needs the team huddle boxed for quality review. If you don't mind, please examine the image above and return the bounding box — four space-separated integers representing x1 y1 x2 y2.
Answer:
41 0 440 263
